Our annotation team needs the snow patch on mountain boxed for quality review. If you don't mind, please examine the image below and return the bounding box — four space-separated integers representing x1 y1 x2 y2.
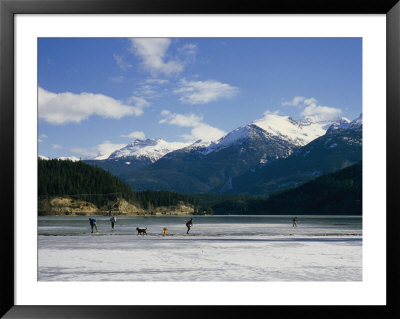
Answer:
108 138 190 162
327 113 361 134
349 113 362 128
39 155 80 161
58 156 81 162
253 113 348 147
93 153 111 160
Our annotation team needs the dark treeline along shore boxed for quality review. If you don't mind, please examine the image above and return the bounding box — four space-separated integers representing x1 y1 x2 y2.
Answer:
38 159 197 216
38 159 361 216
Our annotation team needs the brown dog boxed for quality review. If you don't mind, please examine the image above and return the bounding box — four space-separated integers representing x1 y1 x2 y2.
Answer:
136 227 147 236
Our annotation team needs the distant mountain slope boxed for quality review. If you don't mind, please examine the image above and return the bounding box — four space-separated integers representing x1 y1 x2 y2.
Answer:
223 115 362 195
83 139 190 174
252 113 350 147
264 161 362 215
108 138 189 162
119 123 300 193
81 113 359 195
210 162 362 215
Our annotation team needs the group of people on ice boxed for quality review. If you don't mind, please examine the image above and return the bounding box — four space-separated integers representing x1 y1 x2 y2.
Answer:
88 216 297 234
88 216 117 233
88 217 194 235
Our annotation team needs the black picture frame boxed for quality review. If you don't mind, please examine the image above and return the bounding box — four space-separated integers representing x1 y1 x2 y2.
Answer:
1 0 399 318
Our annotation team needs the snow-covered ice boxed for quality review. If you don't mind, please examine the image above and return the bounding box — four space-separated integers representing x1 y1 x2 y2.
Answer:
38 216 362 281
38 234 361 282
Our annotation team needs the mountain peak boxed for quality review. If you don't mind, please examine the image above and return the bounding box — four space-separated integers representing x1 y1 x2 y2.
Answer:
350 113 362 127
252 113 336 146
108 138 189 162
326 114 362 134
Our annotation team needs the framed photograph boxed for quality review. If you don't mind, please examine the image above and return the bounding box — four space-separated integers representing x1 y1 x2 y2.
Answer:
1 0 399 318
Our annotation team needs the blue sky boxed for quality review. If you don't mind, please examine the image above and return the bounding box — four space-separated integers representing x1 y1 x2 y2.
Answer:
38 37 362 159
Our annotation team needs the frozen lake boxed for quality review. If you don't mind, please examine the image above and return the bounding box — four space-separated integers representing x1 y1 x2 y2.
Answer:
38 215 362 237
38 215 362 281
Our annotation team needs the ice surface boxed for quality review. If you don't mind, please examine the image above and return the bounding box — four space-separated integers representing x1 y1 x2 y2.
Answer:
38 216 362 282
38 235 361 281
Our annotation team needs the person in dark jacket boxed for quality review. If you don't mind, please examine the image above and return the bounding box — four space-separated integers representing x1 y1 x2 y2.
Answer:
186 218 193 234
110 215 117 231
89 218 98 233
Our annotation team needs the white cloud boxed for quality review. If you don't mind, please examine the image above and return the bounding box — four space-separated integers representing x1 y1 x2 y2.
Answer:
38 87 148 125
159 111 203 127
129 38 183 76
108 75 125 83
145 78 169 85
134 78 170 99
174 79 239 105
96 141 126 159
69 147 97 158
282 96 342 122
281 96 306 107
178 43 198 57
182 123 226 142
126 96 151 109
300 97 341 121
133 85 158 98
52 144 63 149
113 54 132 70
38 133 47 143
70 141 126 160
159 110 226 142
120 131 146 139
301 103 342 122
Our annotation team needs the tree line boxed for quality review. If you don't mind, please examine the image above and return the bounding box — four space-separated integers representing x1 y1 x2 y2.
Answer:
38 158 362 215
38 159 196 209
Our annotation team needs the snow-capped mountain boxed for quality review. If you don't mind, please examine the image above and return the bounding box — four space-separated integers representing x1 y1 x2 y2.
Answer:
130 121 307 193
348 113 362 129
173 124 279 157
38 155 49 160
253 113 350 147
225 115 362 195
58 156 81 162
81 113 362 194
38 155 80 162
91 113 347 165
327 113 362 134
108 138 189 163
173 113 348 158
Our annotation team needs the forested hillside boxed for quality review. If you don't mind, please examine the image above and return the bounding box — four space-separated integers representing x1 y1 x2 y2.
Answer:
38 159 361 216
264 161 362 215
38 159 196 214
211 162 362 215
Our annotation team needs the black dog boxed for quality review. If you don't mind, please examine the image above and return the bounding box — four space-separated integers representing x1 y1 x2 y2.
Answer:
136 227 147 236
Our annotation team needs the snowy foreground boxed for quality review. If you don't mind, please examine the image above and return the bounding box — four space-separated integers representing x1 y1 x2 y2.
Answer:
38 234 362 281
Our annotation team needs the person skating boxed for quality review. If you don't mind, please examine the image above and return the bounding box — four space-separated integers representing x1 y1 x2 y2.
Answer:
89 218 98 233
110 215 117 231
292 217 298 227
186 218 193 234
